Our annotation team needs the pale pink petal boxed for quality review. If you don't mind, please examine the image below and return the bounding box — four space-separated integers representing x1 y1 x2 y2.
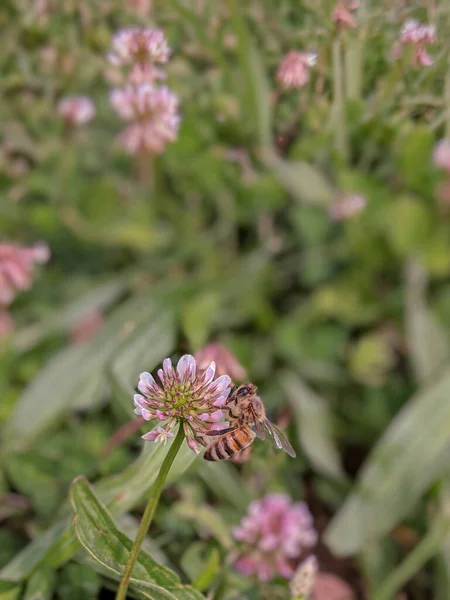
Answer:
208 421 230 431
259 534 278 552
209 375 232 395
142 429 159 441
177 354 196 383
200 409 223 422
212 395 228 407
200 361 216 384
138 371 156 394
162 357 173 376
186 436 200 454
141 409 153 421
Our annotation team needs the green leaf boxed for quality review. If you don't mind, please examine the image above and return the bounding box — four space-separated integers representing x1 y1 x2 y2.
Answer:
0 531 24 568
360 538 398 596
70 476 204 600
262 150 335 206
0 583 21 600
181 544 220 592
95 437 197 515
282 371 345 480
5 454 62 518
246 42 272 149
23 567 56 600
347 333 396 387
174 502 232 549
12 277 127 354
197 462 253 511
0 583 20 595
324 366 450 556
3 343 87 449
3 289 173 450
435 478 450 600
405 259 449 384
109 307 175 413
0 521 69 584
345 38 364 101
396 125 434 194
56 564 101 600
192 549 220 592
404 259 450 600
0 441 197 583
117 515 169 566
372 515 450 600
181 293 220 351
170 0 235 95
226 0 272 147
384 194 432 257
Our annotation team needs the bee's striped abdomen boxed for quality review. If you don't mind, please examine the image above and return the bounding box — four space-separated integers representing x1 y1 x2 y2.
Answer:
204 427 253 461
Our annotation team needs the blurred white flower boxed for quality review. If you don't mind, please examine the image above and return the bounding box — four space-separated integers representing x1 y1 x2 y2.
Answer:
276 51 317 90
108 27 170 67
110 84 180 155
57 96 95 126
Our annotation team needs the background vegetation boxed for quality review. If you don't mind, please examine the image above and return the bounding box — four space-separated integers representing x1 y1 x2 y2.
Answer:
1 1 450 598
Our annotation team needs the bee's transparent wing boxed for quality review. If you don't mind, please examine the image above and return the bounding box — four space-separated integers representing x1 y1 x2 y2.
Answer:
250 407 266 440
263 419 296 457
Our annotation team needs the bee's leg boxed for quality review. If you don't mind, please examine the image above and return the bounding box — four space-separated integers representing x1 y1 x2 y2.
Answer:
204 425 237 436
196 435 208 448
230 446 252 463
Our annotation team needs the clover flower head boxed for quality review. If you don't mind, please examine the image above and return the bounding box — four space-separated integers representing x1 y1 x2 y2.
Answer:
396 19 436 67
400 19 436 46
194 342 247 381
134 354 232 454
110 84 180 155
110 84 178 120
290 555 318 599
0 242 50 306
232 493 317 582
108 27 170 67
332 1 358 30
57 96 95 125
276 51 317 90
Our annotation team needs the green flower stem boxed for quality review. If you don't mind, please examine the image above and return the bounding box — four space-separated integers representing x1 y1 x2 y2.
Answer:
115 425 185 600
373 516 450 600
331 38 348 160
445 56 450 138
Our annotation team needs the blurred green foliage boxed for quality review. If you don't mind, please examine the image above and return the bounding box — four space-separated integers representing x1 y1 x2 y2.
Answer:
1 0 450 598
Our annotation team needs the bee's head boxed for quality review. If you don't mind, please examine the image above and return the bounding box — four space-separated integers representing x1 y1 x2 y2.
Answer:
235 383 258 397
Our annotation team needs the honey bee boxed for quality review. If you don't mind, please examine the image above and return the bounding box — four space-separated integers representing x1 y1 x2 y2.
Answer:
203 383 296 461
